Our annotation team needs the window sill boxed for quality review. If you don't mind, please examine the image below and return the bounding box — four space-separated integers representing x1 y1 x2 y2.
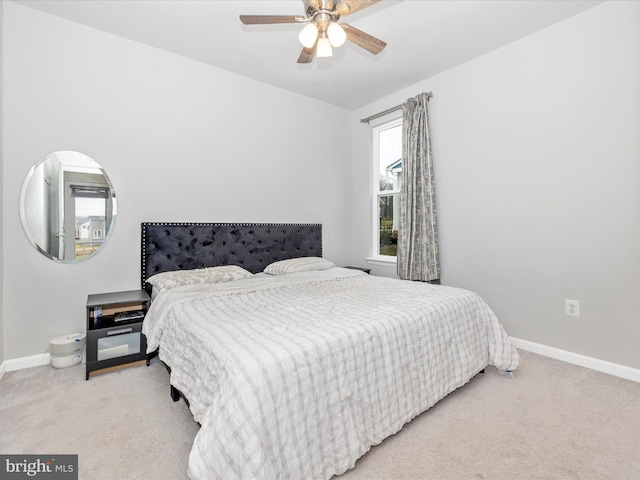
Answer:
366 256 397 267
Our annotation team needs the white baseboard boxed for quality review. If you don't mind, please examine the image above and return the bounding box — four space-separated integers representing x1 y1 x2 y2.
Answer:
2 353 51 374
511 337 640 383
0 361 6 382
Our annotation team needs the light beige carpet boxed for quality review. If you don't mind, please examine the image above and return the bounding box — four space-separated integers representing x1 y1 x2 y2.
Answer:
0 350 639 480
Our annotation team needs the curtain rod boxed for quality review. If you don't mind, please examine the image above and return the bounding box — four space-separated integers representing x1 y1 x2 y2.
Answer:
360 91 433 124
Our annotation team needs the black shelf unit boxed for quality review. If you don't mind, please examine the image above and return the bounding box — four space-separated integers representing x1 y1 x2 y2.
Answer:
86 289 151 380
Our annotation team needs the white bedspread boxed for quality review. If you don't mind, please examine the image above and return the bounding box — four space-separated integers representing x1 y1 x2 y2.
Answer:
143 268 520 480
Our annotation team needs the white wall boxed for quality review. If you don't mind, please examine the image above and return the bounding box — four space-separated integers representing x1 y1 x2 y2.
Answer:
2 2 353 359
0 0 5 364
352 0 640 369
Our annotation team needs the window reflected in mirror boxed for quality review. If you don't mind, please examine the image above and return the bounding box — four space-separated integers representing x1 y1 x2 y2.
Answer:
20 151 117 263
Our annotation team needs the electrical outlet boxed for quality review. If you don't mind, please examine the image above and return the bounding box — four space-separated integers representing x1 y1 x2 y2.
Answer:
565 299 580 317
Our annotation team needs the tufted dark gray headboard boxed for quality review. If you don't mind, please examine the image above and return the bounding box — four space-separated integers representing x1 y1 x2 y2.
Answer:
141 223 323 289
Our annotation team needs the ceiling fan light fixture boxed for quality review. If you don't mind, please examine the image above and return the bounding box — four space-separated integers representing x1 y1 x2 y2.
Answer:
240 0 387 64
298 22 319 48
327 22 347 47
317 36 333 57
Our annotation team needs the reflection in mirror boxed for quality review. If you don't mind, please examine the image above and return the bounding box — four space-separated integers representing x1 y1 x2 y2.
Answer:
19 151 117 263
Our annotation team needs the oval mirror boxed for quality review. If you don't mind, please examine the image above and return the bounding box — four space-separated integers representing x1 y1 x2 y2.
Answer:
19 151 117 263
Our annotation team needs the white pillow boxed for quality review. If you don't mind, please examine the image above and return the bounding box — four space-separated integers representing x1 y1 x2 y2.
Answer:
147 265 252 291
264 257 335 276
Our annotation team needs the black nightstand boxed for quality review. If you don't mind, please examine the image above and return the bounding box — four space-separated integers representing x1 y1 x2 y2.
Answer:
343 266 372 274
85 289 151 380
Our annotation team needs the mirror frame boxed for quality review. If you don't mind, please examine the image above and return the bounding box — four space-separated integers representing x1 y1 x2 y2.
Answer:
19 151 117 263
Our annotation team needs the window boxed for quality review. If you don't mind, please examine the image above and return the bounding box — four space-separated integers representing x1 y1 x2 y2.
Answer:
372 118 402 260
66 182 113 260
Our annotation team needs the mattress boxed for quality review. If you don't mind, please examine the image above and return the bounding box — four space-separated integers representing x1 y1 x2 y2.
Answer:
143 267 520 479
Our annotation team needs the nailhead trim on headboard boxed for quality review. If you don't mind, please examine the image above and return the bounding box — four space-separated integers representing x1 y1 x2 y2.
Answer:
140 223 323 290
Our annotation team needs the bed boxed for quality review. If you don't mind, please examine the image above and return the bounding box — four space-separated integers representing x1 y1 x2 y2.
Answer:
140 222 520 480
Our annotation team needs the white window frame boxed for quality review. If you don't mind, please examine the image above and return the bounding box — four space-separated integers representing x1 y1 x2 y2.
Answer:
368 117 402 265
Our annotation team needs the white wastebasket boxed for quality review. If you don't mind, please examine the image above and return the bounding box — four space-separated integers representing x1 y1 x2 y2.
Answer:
50 332 86 369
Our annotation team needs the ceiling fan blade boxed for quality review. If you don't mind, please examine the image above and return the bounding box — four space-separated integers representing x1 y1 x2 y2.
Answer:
342 23 386 54
240 15 302 25
297 44 317 64
335 0 381 16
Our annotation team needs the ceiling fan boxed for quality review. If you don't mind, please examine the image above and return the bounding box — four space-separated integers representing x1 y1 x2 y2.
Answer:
240 0 387 64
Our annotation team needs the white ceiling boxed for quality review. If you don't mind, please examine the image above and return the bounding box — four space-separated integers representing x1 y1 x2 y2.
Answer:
15 0 605 110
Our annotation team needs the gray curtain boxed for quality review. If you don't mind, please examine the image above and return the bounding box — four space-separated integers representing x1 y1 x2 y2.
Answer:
397 93 440 282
